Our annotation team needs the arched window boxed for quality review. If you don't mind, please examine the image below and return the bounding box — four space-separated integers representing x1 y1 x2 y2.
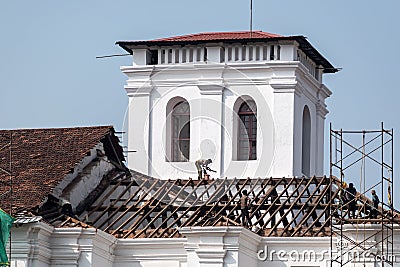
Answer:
238 100 257 160
171 101 190 162
302 105 311 176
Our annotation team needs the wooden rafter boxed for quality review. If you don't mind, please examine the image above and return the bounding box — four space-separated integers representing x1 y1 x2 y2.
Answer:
54 171 398 239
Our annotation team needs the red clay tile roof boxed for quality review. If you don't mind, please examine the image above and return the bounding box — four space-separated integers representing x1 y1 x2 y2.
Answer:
151 31 282 42
116 30 338 73
0 126 117 212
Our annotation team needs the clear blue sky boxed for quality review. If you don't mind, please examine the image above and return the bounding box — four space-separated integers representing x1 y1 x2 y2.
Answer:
1 1 399 206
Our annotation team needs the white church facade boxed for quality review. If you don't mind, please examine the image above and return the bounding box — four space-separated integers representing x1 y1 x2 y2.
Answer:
118 31 335 179
4 31 399 267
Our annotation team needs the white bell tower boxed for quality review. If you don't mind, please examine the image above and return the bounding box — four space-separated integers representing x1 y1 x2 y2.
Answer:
117 31 337 179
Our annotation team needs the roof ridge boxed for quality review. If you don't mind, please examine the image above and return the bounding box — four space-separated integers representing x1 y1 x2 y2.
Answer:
151 30 282 42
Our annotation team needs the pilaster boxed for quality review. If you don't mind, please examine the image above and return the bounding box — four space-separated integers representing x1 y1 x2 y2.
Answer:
10 222 53 267
270 81 296 177
122 66 154 174
180 226 261 267
50 228 82 266
197 85 224 176
180 227 228 267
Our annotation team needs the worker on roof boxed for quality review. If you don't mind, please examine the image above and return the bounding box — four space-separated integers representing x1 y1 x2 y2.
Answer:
345 183 357 219
240 190 251 227
195 158 213 180
370 190 379 220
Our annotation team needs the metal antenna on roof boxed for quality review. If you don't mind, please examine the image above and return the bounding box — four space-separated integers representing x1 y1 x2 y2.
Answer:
250 0 253 38
96 53 131 59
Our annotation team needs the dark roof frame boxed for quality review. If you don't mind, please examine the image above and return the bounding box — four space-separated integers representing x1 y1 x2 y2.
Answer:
116 36 338 73
56 172 399 238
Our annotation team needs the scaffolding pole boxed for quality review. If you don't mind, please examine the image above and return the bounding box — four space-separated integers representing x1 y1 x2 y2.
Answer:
330 123 395 266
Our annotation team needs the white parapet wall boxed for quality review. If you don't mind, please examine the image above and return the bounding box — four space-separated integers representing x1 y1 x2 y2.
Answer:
9 223 400 267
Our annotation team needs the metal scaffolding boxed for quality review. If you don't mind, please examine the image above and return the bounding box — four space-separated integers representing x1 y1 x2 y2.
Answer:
330 123 395 266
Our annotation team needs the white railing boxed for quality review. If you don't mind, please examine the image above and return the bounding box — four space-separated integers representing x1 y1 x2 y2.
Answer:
151 45 320 81
297 49 320 81
158 47 206 64
155 44 281 65
223 44 280 62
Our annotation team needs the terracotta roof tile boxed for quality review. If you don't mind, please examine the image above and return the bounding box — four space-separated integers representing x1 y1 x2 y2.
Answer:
0 126 116 212
150 31 282 42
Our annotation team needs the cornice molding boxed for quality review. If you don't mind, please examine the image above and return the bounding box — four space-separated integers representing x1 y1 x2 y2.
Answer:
320 83 332 98
316 100 329 118
125 85 153 97
198 84 224 95
270 81 297 94
196 249 227 264
297 80 319 105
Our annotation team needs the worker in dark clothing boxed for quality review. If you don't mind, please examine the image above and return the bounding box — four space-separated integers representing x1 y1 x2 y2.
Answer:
269 188 278 227
240 190 251 227
346 183 357 219
195 159 213 180
370 189 380 220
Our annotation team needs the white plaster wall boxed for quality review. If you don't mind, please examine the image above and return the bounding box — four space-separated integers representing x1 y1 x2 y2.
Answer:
122 52 331 179
292 66 331 177
271 84 295 178
293 90 317 177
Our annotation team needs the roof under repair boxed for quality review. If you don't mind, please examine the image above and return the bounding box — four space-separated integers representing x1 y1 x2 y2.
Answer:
1 126 398 238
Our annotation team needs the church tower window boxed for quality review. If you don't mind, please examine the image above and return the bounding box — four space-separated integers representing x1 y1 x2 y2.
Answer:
302 105 311 176
238 100 257 160
171 101 190 162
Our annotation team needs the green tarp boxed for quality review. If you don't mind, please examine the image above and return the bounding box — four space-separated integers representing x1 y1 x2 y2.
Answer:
0 209 14 266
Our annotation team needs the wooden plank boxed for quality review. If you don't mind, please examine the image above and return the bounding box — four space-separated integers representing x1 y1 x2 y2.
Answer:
276 176 327 236
312 188 341 236
209 177 268 227
198 178 238 226
90 179 137 226
154 177 214 238
267 175 310 235
223 177 282 227
109 179 169 234
124 179 183 238
248 177 273 227
170 178 232 237
253 176 297 232
134 179 194 238
202 177 259 227
94 176 151 229
294 178 332 236
104 178 162 232
86 173 127 218
210 177 254 226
